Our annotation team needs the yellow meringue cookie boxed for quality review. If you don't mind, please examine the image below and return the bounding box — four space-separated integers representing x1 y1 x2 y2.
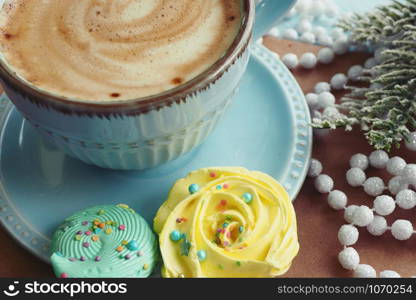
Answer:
154 167 299 278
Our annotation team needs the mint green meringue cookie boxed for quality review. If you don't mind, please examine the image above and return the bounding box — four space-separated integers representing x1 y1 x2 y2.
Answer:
50 204 159 278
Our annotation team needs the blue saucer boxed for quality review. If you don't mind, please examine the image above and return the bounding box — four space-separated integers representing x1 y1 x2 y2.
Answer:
0 44 311 263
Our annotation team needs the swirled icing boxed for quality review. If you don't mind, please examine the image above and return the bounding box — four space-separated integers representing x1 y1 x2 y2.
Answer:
0 0 242 101
50 204 159 278
154 167 299 278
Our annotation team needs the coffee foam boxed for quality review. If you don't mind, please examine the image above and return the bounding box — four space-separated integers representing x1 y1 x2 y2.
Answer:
0 0 242 101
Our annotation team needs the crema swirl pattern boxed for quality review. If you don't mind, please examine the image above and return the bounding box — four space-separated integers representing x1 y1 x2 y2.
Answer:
154 167 299 278
0 0 242 101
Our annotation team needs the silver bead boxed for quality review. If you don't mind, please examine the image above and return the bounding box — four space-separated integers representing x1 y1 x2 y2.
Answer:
332 38 349 55
338 224 359 246
338 247 360 270
373 195 395 216
282 53 299 69
330 73 347 90
308 158 323 178
314 174 334 193
367 215 387 236
305 93 318 110
353 264 377 278
317 47 335 64
299 52 317 69
386 156 406 176
346 168 366 187
369 150 389 169
395 189 416 210
405 132 416 151
363 177 385 196
328 190 348 210
349 153 369 170
297 19 312 33
391 220 414 241
317 92 335 109
347 65 363 80
364 57 377 69
282 28 299 40
388 176 409 195
299 32 316 44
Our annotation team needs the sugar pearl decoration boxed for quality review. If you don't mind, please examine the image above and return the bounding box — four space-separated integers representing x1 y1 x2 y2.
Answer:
344 205 358 224
299 52 317 69
282 53 299 69
314 174 334 193
346 168 366 187
354 264 377 278
267 27 280 38
328 190 347 210
333 38 349 55
314 82 331 94
405 132 416 151
308 159 323 178
388 176 409 195
369 150 389 169
317 33 333 47
330 73 347 90
391 220 414 240
367 215 387 236
317 92 335 109
363 177 385 196
312 26 326 37
299 32 316 44
386 156 406 176
338 247 360 270
330 28 345 40
380 270 401 278
347 65 363 80
338 224 359 246
401 164 416 185
305 93 318 109
364 57 377 69
317 47 335 64
297 19 312 33
349 153 369 170
395 189 416 210
282 28 299 41
351 205 374 227
373 195 395 216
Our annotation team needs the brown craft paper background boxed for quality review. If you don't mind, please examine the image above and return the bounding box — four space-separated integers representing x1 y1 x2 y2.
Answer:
0 38 415 277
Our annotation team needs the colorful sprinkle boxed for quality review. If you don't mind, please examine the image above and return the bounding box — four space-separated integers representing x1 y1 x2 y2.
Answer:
94 228 101 234
125 254 132 260
116 246 124 252
222 223 229 228
98 223 105 229
188 184 200 194
137 251 144 257
69 257 77 262
239 226 244 233
118 224 126 231
60 272 68 278
92 235 99 242
242 192 253 204
82 221 88 226
76 230 83 235
218 264 224 270
197 250 207 262
170 230 182 242
143 264 149 270
127 240 139 251
97 209 105 215
220 199 227 206
216 185 222 190
106 220 112 225
85 231 91 236
80 256 86 262
105 228 112 235
209 172 217 178
236 261 241 267
74 235 82 241
121 240 128 245
223 184 229 189
55 251 64 257
176 217 188 224
117 204 129 209
95 256 101 262
225 215 232 221
93 220 100 225
82 242 90 248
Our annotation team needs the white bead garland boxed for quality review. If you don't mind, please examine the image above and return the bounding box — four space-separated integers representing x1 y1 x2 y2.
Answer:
308 158 323 178
330 73 348 90
314 82 331 94
299 52 317 69
404 132 416 151
317 47 335 64
282 53 299 69
299 32 316 44
347 65 363 80
317 92 335 109
309 150 416 277
305 93 319 110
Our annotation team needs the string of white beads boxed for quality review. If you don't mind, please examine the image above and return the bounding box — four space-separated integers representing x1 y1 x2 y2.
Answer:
309 150 416 278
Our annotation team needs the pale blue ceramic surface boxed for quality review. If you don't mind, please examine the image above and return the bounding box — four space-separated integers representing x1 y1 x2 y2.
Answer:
0 44 312 263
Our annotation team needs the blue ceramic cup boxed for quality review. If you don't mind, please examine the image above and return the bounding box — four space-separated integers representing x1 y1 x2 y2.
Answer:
0 0 295 170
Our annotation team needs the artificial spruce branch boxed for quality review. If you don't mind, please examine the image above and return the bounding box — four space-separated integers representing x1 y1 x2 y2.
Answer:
312 0 416 151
